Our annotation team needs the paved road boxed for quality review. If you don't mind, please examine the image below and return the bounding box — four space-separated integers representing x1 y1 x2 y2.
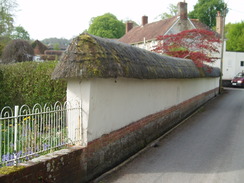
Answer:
94 88 244 183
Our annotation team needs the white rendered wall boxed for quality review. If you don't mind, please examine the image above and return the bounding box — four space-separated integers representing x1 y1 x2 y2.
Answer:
222 51 244 80
211 42 244 80
67 77 219 142
66 79 91 145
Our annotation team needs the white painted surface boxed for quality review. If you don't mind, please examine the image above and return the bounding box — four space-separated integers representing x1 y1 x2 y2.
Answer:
66 79 91 145
67 77 219 142
208 42 244 80
222 51 244 80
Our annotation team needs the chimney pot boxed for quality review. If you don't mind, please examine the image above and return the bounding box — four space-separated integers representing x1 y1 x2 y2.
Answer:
142 16 148 26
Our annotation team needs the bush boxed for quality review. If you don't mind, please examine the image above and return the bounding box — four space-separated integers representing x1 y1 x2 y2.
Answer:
0 61 66 110
1 39 34 64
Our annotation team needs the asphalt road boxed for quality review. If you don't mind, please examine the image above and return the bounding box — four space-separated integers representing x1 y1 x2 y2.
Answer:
93 88 244 183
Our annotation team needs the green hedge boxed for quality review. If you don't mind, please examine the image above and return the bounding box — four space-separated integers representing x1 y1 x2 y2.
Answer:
0 61 67 110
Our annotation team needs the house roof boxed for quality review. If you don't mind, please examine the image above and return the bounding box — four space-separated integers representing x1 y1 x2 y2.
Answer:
119 16 215 45
32 40 48 54
52 33 220 80
119 16 178 44
191 19 212 31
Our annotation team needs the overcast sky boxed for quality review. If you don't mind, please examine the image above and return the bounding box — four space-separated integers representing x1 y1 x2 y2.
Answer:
14 0 244 40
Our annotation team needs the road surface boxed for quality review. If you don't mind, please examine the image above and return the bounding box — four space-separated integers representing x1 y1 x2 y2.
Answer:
93 88 244 183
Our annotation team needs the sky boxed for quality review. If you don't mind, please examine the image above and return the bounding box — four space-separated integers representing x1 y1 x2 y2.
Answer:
14 0 244 40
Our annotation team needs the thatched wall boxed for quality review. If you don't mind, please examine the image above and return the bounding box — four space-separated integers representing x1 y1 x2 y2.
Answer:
52 33 220 80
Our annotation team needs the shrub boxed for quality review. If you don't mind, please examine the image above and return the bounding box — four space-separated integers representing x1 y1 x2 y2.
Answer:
1 39 34 64
0 61 66 109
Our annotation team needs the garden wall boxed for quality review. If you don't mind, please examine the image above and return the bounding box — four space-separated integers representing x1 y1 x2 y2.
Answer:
0 84 219 183
67 77 219 142
0 33 221 183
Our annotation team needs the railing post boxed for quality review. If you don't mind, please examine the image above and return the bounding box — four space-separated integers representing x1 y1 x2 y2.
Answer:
14 105 19 166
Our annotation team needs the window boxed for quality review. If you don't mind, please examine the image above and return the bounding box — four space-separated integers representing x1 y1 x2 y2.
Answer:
241 61 244 67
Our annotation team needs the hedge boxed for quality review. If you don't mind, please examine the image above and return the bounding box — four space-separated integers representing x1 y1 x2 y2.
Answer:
0 61 67 110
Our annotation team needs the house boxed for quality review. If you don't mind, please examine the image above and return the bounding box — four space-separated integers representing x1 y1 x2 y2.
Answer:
119 1 212 51
31 40 64 61
41 50 64 61
119 1 244 85
32 40 48 55
32 40 48 62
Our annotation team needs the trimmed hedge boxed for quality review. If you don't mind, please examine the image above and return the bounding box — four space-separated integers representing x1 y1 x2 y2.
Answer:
0 61 66 110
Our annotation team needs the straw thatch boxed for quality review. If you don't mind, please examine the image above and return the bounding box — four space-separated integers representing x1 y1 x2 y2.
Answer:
52 33 220 80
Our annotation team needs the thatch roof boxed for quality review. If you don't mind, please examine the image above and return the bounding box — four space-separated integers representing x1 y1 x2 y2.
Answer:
52 33 220 80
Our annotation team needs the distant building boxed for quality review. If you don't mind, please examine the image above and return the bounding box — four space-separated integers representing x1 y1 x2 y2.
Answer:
119 1 244 85
41 50 64 61
31 40 64 61
32 40 48 55
119 2 212 51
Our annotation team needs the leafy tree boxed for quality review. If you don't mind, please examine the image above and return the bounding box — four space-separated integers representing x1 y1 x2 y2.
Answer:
2 39 34 63
123 19 138 27
0 0 17 57
226 22 244 52
152 29 221 67
87 13 125 39
53 43 60 50
10 26 30 40
224 23 232 36
156 4 177 20
42 37 70 49
0 0 17 37
189 0 227 28
0 36 11 57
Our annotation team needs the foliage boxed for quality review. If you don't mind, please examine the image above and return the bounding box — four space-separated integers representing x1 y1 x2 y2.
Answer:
152 29 221 67
226 21 244 52
10 26 30 40
53 43 60 50
0 0 17 37
124 19 138 27
189 0 227 28
42 37 70 50
0 61 67 110
157 4 177 20
1 39 34 63
87 13 125 39
0 36 11 57
0 0 17 56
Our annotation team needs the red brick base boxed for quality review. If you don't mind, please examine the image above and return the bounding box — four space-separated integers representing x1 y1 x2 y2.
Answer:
0 88 218 183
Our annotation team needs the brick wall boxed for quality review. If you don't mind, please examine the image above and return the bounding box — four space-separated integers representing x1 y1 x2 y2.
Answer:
0 88 218 183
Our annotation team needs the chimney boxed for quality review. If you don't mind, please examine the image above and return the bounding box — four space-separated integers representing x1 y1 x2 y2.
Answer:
178 1 188 20
126 22 133 33
216 11 223 35
142 16 148 26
